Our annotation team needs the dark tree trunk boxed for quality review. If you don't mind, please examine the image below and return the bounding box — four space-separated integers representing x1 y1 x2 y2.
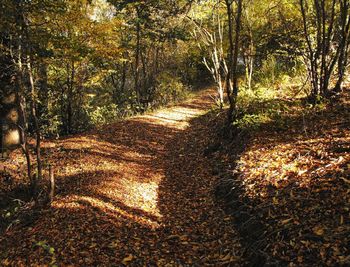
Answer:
66 60 75 134
225 0 243 123
27 56 42 191
225 0 235 124
134 7 142 106
300 0 349 99
335 0 350 92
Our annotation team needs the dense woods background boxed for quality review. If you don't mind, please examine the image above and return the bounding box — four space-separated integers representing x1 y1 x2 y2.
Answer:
1 0 201 137
2 0 349 149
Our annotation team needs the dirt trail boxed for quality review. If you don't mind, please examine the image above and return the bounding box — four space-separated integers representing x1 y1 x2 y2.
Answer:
1 89 243 266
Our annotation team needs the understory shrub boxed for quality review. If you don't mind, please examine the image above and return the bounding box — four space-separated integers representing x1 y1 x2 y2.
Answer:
152 72 190 107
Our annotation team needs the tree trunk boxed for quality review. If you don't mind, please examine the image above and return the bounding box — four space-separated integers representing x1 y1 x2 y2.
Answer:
225 0 235 123
225 0 243 123
16 47 32 186
335 0 350 92
27 56 42 190
134 7 141 106
300 0 348 99
67 60 75 134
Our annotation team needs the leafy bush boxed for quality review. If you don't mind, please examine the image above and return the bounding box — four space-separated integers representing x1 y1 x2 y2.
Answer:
153 72 190 107
256 55 279 87
252 55 306 96
235 83 296 131
87 104 118 126
40 114 62 138
233 113 271 130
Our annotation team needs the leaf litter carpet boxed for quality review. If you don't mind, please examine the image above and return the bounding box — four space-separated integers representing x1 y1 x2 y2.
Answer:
0 89 243 266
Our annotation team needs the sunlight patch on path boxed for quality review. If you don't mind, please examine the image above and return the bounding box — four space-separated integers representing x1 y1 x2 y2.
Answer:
53 194 160 228
51 89 214 229
1 89 237 266
136 104 210 130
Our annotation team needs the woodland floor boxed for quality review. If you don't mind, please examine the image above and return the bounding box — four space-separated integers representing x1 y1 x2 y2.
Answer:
0 88 244 266
1 88 350 266
212 89 350 266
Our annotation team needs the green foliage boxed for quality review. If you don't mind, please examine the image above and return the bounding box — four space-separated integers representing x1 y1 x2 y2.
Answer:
35 241 57 266
0 0 203 138
153 72 190 107
233 113 271 130
40 114 62 138
87 104 118 126
256 55 278 86
235 84 296 131
0 0 326 138
1 201 20 221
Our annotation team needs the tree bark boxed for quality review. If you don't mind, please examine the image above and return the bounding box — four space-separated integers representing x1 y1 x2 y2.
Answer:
225 0 235 123
27 56 42 188
15 44 32 186
134 7 142 106
300 0 348 99
66 60 75 134
335 0 350 92
225 0 243 123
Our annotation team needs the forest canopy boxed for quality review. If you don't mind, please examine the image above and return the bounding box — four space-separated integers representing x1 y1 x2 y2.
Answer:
1 0 349 138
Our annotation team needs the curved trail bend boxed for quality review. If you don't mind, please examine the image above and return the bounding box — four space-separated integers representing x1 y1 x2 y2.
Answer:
1 89 243 266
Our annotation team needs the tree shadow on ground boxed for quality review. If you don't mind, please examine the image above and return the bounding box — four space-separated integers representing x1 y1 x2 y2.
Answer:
215 94 350 266
1 89 245 266
2 90 349 266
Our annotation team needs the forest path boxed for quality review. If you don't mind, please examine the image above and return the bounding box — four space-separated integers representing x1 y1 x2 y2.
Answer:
1 88 243 266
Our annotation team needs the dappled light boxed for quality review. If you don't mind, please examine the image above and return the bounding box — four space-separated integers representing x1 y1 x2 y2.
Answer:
215 91 350 265
54 193 161 228
239 135 350 195
1 88 244 265
46 90 214 229
138 99 212 129
1 0 350 265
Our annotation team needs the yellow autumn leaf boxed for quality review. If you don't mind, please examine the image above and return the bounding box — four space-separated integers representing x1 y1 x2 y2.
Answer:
122 254 133 265
108 241 119 248
281 218 293 225
220 253 231 261
313 225 324 236
2 259 10 266
179 235 188 241
224 216 231 221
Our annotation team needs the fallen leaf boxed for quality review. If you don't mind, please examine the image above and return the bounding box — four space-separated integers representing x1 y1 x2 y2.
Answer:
313 225 324 236
220 253 231 261
281 218 293 225
122 254 133 265
1 259 10 266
